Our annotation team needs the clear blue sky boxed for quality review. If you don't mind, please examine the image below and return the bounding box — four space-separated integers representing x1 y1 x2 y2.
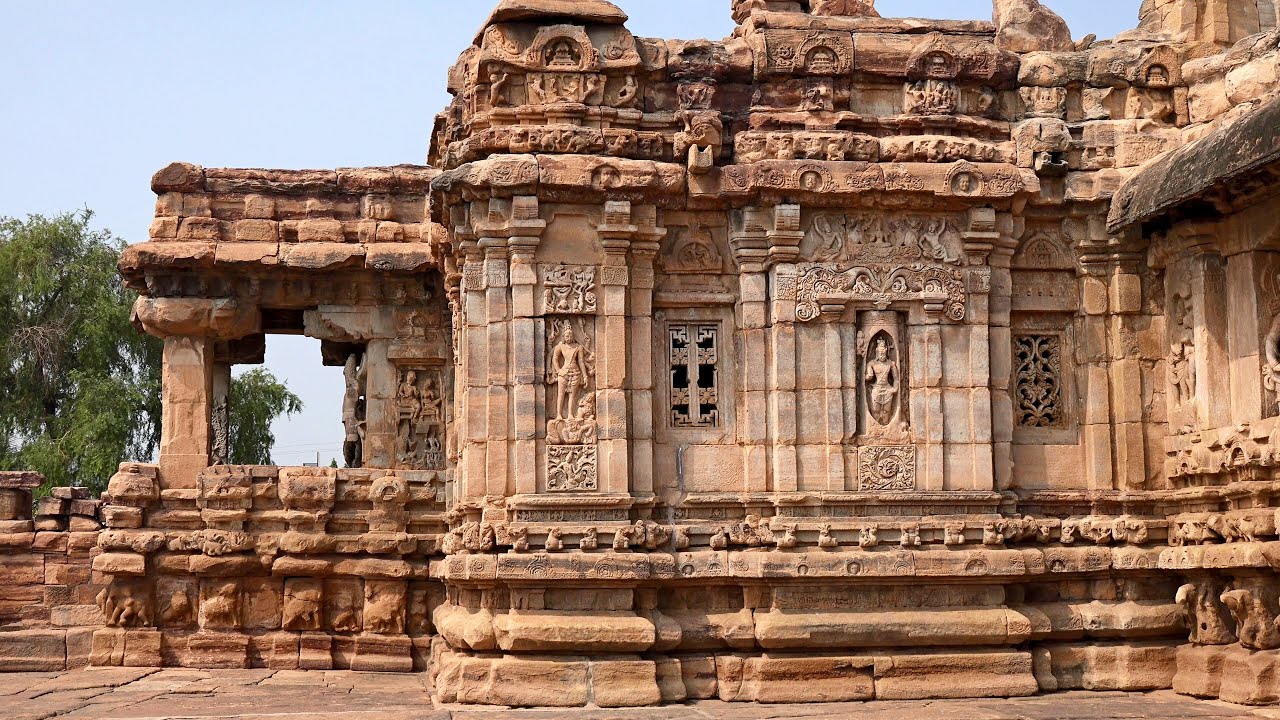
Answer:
0 1 1141 466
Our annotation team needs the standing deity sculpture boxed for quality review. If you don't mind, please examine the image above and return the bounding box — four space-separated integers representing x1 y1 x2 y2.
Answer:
342 352 367 469
865 338 900 427
211 395 229 466
1263 311 1280 414
1169 288 1196 410
548 323 593 422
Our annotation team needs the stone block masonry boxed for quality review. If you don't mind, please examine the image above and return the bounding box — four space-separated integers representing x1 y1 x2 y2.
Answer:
6 0 1280 709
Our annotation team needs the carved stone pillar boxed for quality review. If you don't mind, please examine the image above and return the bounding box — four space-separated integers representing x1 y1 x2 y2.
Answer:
456 209 487 501
364 339 396 469
507 196 546 496
133 297 259 489
733 208 771 493
598 201 636 496
767 204 803 493
159 336 215 489
1191 252 1231 430
984 209 1017 491
479 208 512 498
1079 261 1116 491
211 362 231 466
628 208 664 500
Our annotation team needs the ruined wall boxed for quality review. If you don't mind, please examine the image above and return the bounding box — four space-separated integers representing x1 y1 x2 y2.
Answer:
0 473 106 670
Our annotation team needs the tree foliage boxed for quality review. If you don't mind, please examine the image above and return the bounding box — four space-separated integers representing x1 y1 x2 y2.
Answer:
0 211 300 494
228 368 302 466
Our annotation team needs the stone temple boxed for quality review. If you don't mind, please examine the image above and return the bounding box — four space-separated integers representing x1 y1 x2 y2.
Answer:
3 0 1280 708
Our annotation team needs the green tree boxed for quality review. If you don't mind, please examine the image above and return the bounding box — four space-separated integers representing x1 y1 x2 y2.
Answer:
227 368 302 465
0 211 299 494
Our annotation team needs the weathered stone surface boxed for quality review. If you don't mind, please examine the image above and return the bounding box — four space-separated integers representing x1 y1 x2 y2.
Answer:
9 0 1280 712
994 0 1074 53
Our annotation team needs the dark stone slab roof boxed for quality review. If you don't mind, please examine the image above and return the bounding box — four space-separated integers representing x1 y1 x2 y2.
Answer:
1108 94 1280 233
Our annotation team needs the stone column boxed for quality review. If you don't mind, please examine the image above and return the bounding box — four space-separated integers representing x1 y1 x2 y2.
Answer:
159 335 215 489
731 207 770 492
766 204 803 493
479 208 512 498
507 196 546 497
1110 263 1150 491
1228 250 1275 422
211 362 231 465
134 297 259 490
456 210 488 502
364 339 396 468
1079 266 1116 491
987 211 1018 491
597 201 636 496
628 208 664 501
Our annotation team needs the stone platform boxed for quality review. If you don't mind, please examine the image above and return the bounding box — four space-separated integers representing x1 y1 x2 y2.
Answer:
5 669 1280 720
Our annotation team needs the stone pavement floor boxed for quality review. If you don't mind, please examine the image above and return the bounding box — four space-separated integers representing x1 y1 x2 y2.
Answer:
6 669 1280 720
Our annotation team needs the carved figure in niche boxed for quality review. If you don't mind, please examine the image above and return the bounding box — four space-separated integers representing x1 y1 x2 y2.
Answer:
548 321 595 423
677 81 715 111
510 526 530 553
799 170 826 192
329 584 362 633
612 75 639 109
545 39 580 69
1169 288 1196 408
365 582 406 635
1176 580 1237 645
1262 310 1280 414
662 227 723 274
396 369 444 470
159 585 193 627
904 79 957 115
900 524 921 548
799 83 832 112
200 581 241 630
211 395 229 466
342 351 367 469
865 338 900 427
1146 64 1169 87
488 72 511 108
282 580 323 632
98 582 153 628
806 46 837 74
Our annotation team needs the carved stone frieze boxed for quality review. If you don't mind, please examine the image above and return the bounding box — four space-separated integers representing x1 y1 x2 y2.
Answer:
805 211 964 266
546 445 598 492
541 265 597 315
395 368 445 471
858 446 916 491
795 264 967 322
735 132 879 164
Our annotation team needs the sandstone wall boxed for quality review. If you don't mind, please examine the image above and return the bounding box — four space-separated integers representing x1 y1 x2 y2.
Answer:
12 0 1280 710
0 473 106 671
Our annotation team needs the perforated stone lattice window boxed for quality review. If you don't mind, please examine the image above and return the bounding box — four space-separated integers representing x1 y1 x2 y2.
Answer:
669 324 719 428
1014 334 1063 428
